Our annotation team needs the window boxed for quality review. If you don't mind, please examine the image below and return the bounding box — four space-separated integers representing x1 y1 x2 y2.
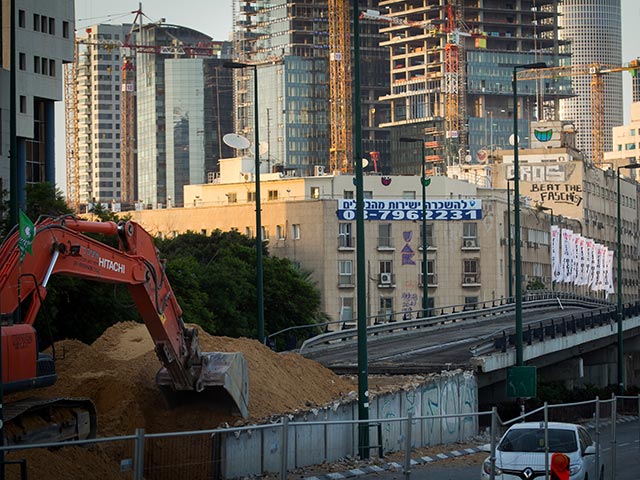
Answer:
464 297 478 310
364 191 373 199
33 14 40 31
292 224 301 240
420 259 436 286
49 59 55 77
340 297 354 324
344 190 354 199
419 223 434 247
63 21 69 38
378 223 393 248
462 222 478 248
226 192 237 203
20 96 27 113
41 15 47 34
379 260 393 285
245 227 252 237
41 57 48 75
49 17 55 35
403 191 416 199
18 10 25 28
261 226 269 241
247 191 256 202
338 222 353 248
34 56 40 74
463 259 479 284
268 190 278 200
378 297 393 322
338 260 353 286
276 225 285 240
310 186 320 199
19 53 26 70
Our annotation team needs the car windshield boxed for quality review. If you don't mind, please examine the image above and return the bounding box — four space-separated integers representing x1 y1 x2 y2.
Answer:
498 428 577 453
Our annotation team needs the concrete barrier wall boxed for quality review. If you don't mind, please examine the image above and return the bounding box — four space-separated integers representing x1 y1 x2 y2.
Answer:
219 370 478 477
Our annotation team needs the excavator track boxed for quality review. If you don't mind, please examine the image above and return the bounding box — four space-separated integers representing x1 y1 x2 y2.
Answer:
4 397 97 445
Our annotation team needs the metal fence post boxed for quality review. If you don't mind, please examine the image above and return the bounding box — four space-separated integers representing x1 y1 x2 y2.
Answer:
611 395 617 480
544 402 549 480
637 394 640 453
490 407 497 480
133 428 145 480
280 416 289 480
403 412 413 480
594 396 600 476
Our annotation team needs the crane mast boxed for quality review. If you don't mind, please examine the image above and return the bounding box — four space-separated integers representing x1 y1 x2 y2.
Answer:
328 0 353 174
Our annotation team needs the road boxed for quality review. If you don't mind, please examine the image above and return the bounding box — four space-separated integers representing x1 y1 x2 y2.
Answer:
303 305 593 373
301 420 640 479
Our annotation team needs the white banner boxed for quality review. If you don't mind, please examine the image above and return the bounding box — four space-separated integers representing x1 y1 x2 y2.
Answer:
606 250 615 296
551 225 562 283
561 229 574 283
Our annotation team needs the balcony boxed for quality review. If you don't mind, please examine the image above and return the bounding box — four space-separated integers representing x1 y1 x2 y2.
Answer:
462 274 480 287
418 273 438 287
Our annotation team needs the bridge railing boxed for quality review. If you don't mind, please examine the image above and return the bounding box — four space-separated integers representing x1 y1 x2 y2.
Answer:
469 299 640 356
300 291 605 355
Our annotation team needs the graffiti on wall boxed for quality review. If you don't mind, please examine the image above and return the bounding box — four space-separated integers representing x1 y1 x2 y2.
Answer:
529 183 583 206
402 231 416 265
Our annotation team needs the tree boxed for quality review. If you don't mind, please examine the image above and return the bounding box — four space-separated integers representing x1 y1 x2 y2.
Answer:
157 230 322 346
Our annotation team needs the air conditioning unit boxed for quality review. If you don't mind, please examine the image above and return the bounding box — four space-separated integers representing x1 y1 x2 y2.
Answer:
463 239 477 248
380 272 392 284
464 276 476 284
314 165 325 176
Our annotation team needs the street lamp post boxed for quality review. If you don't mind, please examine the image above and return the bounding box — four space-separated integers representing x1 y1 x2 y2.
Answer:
400 137 429 316
513 62 546 366
224 61 265 344
506 177 514 299
537 206 554 291
616 163 640 393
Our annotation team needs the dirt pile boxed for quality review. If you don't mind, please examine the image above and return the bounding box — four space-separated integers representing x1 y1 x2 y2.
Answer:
5 321 356 479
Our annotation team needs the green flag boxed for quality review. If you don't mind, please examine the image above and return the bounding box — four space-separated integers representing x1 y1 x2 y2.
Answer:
18 210 35 261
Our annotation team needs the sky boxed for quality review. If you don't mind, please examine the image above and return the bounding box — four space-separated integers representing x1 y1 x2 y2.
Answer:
55 0 640 190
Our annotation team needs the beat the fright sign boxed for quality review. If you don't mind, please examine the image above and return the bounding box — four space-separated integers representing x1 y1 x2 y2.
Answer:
337 199 482 221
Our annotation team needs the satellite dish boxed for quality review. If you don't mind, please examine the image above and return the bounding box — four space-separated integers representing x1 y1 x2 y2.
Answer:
508 134 520 146
362 158 369 168
223 133 251 150
259 141 269 156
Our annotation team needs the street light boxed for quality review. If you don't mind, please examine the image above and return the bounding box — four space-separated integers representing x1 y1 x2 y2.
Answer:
537 205 554 291
513 62 546 366
506 177 515 299
400 137 429 316
616 163 640 393
224 61 265 344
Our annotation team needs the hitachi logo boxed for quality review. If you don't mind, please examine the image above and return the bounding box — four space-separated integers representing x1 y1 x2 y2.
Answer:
99 257 126 274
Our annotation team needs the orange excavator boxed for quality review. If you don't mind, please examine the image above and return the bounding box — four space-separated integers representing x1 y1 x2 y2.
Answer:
0 215 249 444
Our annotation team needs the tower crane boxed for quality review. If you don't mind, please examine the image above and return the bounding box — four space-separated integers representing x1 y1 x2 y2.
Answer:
517 59 640 167
328 0 353 174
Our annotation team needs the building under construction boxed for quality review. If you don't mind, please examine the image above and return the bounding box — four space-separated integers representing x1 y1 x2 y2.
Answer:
231 0 391 176
378 0 573 175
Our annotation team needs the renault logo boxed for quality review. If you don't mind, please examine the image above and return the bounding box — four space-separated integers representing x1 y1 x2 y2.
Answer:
522 467 534 479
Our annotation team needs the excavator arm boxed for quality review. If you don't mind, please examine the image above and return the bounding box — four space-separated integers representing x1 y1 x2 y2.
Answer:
0 215 249 418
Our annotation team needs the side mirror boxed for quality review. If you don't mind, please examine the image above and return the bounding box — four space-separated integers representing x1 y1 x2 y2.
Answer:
584 445 596 456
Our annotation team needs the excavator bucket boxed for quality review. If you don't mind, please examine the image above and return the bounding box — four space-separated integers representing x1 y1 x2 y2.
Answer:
156 351 250 419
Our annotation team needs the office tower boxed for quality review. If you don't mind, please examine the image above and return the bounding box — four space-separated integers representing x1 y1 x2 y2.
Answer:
1 0 74 205
379 0 571 174
232 0 390 175
135 24 233 208
558 0 623 162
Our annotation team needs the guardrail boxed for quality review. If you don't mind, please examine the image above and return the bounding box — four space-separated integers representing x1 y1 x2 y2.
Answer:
468 299 640 357
300 292 608 355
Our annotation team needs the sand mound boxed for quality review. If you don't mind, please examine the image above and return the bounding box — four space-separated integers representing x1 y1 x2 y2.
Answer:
4 321 355 479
